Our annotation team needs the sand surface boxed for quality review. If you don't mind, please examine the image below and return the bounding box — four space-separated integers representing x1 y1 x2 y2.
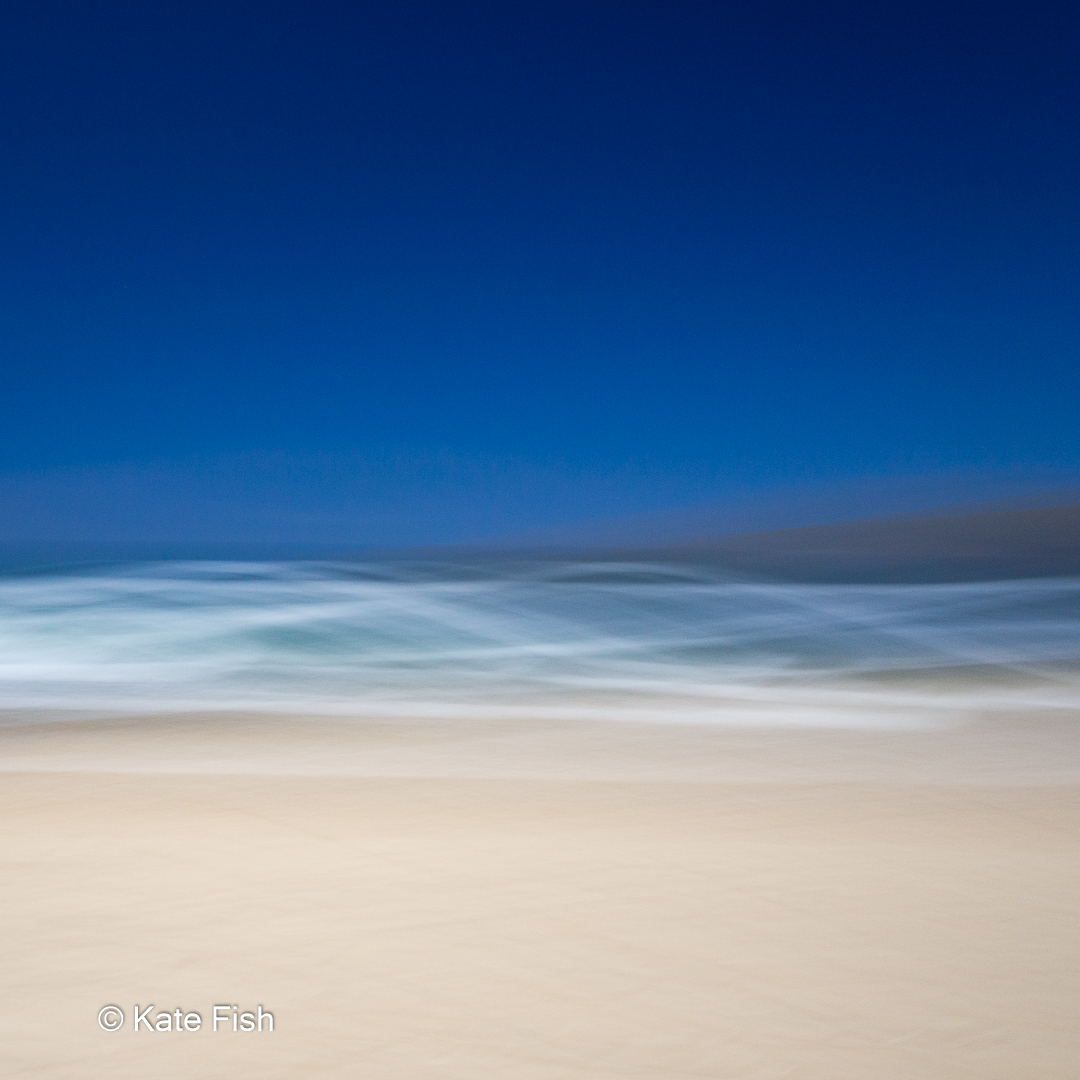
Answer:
2 713 1079 1078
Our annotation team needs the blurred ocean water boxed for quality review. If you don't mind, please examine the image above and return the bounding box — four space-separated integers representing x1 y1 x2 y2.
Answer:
0 558 1078 725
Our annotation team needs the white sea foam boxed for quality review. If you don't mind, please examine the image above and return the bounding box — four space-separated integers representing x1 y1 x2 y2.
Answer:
0 559 1078 725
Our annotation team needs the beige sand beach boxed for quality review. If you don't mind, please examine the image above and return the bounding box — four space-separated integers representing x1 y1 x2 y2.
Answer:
2 712 1079 1078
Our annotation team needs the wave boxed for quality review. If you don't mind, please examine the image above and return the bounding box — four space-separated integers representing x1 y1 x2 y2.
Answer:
1 559 1078 725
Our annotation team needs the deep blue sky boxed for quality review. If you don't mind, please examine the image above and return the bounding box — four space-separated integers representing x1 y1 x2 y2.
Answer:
2 1 1078 543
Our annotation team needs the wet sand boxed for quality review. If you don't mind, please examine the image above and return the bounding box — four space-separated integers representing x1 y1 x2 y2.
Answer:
2 713 1079 1078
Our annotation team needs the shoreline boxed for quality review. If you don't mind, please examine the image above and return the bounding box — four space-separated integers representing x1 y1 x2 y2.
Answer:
3 708 1080 784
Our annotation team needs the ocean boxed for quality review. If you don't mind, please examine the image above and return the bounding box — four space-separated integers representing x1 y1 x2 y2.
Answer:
1 556 1078 726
